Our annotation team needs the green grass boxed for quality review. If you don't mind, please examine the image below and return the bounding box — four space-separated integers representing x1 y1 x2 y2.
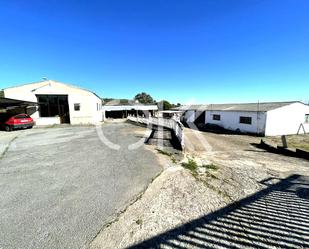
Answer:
156 149 173 157
156 149 178 164
181 158 220 182
182 159 218 173
181 158 198 172
201 164 219 171
181 159 229 199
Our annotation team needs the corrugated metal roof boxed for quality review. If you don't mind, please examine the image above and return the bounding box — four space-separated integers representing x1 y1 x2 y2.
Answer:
174 101 300 112
172 105 207 111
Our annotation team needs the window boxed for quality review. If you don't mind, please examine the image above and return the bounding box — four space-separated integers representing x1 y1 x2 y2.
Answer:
74 103 80 111
213 114 221 121
305 114 309 123
239 116 252 124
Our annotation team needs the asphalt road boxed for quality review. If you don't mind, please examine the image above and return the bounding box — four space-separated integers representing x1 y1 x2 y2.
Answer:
0 123 162 249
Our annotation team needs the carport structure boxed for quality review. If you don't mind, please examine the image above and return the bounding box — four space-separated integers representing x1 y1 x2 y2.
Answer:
103 103 158 119
0 97 38 114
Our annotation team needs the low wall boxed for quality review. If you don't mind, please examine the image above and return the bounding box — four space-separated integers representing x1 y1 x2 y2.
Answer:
70 116 98 125
35 117 61 126
127 116 185 150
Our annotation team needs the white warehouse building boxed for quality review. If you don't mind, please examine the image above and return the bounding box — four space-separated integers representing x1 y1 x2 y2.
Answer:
3 80 103 125
177 102 309 136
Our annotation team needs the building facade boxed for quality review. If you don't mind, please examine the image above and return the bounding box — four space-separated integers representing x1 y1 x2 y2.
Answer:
177 102 309 136
3 80 103 125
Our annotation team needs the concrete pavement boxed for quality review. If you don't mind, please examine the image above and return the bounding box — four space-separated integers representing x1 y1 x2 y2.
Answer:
0 123 162 249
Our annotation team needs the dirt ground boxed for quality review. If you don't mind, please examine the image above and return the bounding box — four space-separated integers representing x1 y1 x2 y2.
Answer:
90 128 309 249
183 128 262 153
264 134 309 151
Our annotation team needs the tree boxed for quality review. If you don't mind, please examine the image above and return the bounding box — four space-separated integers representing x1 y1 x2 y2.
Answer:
134 92 155 104
161 100 172 110
0 90 4 98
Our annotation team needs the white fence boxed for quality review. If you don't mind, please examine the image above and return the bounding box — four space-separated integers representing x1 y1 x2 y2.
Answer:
127 116 185 150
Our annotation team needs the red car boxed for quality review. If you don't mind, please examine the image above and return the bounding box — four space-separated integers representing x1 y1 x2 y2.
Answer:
0 113 34 132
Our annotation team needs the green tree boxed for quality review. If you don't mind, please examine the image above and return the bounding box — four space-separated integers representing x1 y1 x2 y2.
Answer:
102 98 114 103
134 92 154 104
162 100 172 110
0 90 4 98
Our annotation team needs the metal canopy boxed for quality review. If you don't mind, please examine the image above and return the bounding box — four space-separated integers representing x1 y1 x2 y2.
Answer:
0 97 38 109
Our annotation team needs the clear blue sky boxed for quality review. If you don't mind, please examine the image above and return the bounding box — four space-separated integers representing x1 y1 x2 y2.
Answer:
0 0 308 104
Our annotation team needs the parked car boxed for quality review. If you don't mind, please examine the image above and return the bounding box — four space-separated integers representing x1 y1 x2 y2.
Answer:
0 113 34 132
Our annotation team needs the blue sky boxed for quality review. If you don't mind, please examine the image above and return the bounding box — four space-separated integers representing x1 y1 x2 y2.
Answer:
0 0 308 104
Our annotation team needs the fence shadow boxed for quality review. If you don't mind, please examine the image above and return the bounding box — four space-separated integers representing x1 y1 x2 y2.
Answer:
127 174 309 249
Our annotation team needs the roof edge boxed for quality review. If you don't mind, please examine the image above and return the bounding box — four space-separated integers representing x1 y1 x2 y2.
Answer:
3 79 102 100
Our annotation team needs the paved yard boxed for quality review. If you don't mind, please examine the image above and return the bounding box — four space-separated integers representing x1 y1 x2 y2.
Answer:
0 123 162 249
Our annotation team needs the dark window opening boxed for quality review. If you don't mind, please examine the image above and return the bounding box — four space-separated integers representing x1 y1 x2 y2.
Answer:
106 110 127 119
213 114 221 121
36 95 70 124
105 109 152 119
305 114 309 123
74 103 80 111
239 116 252 124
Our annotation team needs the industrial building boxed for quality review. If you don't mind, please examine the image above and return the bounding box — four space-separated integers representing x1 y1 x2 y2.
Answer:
175 102 309 136
2 80 103 125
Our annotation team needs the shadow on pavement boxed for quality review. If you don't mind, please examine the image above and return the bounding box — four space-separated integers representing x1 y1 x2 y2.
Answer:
128 174 309 249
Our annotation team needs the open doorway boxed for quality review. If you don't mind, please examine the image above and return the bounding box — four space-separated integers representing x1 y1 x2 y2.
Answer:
36 95 70 124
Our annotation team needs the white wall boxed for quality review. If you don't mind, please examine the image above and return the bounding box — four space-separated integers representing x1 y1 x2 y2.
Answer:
4 80 103 125
205 110 267 134
68 93 102 125
265 102 309 136
183 110 195 123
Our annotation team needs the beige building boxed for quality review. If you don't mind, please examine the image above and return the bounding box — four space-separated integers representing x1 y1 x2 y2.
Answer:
3 80 103 125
